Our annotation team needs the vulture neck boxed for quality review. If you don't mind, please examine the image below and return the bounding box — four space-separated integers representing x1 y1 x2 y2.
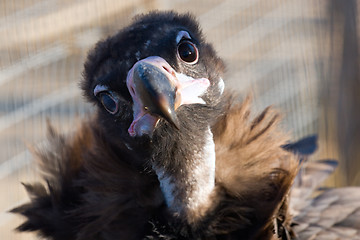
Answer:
152 124 216 222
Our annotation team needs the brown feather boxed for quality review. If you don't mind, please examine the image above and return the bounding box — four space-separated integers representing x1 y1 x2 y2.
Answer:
211 95 298 239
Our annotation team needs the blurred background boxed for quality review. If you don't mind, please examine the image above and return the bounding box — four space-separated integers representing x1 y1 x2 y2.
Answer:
0 0 359 239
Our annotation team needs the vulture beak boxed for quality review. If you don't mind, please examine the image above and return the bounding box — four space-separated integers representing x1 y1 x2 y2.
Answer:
132 61 180 129
127 56 210 137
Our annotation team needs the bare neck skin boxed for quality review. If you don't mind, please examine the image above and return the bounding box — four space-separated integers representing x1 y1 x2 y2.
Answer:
153 126 216 221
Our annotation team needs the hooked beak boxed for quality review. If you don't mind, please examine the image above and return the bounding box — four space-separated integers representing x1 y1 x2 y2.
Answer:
132 61 180 129
126 56 210 137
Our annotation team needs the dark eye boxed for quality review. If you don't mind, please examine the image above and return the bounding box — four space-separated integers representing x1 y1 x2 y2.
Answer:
177 41 198 64
98 92 118 114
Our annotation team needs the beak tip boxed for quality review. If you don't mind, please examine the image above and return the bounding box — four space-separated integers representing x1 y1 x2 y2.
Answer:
161 108 180 130
171 116 180 130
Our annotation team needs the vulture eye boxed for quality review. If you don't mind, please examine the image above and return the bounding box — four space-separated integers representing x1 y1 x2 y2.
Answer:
177 40 198 64
98 92 118 114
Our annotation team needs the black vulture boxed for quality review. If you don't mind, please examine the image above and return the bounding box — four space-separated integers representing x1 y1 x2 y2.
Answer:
11 11 360 240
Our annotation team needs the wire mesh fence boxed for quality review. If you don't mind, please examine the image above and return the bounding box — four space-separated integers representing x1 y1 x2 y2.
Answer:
0 0 358 239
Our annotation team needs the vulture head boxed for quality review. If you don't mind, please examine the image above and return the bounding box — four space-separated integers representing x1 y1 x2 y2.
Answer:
81 12 226 220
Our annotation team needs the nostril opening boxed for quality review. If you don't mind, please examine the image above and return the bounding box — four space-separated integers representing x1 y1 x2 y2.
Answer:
163 66 176 78
162 66 170 73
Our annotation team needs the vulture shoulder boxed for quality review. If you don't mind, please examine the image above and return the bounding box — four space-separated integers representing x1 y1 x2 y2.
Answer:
12 120 163 240
211 96 298 239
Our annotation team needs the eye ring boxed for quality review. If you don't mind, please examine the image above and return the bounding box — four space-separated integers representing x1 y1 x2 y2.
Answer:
177 40 199 64
97 91 119 114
